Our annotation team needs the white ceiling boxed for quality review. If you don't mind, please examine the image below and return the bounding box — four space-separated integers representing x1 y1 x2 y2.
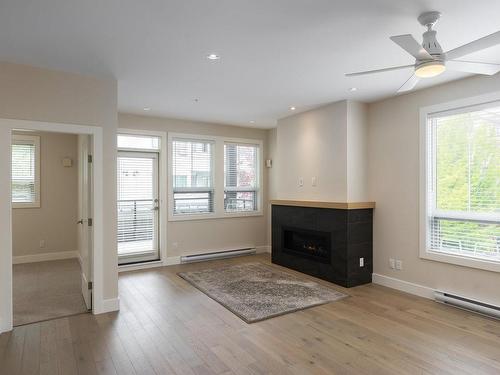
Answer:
0 0 499 128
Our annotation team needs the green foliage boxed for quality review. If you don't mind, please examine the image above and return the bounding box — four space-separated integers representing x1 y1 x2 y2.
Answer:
433 111 499 256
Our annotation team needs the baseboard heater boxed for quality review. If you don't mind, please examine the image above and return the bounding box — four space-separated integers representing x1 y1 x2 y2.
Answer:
180 247 256 263
434 291 500 320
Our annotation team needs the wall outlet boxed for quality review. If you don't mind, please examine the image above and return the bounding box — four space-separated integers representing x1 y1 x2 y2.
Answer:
172 242 178 249
312 176 317 187
359 257 364 267
39 240 46 248
389 258 395 269
396 260 403 270
299 177 304 187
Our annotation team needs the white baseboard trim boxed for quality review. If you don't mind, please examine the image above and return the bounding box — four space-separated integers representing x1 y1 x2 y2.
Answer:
13 250 78 264
164 256 181 265
256 245 271 254
0 321 11 334
372 273 435 299
118 256 181 273
95 297 120 314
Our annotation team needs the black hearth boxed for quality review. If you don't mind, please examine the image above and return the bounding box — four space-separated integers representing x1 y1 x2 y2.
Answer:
272 202 373 288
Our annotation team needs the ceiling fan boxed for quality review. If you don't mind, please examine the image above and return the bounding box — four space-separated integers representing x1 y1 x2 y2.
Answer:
346 11 500 92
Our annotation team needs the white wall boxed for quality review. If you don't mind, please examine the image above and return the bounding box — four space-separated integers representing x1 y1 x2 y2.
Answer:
0 62 118 314
273 100 369 202
368 74 500 306
275 100 348 201
118 113 269 257
346 101 368 202
12 131 78 257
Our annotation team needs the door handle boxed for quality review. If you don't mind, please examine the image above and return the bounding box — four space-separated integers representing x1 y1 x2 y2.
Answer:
77 219 84 224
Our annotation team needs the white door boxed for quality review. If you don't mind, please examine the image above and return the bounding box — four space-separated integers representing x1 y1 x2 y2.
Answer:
117 151 160 264
77 135 93 310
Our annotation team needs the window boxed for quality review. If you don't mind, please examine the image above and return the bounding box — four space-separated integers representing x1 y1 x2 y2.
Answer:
168 134 262 220
117 134 160 150
422 100 500 267
171 138 214 215
12 134 40 208
224 143 259 212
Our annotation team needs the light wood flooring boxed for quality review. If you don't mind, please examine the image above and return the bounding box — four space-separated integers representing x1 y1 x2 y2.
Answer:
1 253 500 374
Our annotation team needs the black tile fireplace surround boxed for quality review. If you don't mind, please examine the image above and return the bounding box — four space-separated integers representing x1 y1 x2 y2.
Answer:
272 204 373 288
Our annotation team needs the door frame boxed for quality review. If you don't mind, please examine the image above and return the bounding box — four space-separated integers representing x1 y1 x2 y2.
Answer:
0 119 104 333
117 150 160 264
117 128 167 269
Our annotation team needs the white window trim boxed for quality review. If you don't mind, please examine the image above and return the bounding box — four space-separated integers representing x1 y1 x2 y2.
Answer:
12 134 41 209
168 133 263 221
419 91 500 273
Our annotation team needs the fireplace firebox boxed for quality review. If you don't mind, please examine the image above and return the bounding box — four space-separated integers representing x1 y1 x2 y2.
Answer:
283 227 331 263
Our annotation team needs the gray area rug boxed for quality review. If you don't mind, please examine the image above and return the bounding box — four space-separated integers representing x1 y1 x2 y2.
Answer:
178 262 348 323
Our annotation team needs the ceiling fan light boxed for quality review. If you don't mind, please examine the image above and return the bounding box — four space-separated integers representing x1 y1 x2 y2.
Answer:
415 61 446 78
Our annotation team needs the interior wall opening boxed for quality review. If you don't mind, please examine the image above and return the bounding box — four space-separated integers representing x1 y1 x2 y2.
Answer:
11 130 94 326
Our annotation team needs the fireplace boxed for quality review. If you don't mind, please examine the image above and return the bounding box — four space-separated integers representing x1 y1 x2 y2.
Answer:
283 227 331 263
272 201 374 288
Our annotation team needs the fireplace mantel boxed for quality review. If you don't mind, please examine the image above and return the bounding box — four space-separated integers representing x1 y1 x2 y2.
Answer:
270 200 375 210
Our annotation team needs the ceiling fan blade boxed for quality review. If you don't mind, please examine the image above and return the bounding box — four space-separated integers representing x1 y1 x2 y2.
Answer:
397 74 420 93
447 60 500 75
345 64 413 77
390 34 433 60
446 31 500 60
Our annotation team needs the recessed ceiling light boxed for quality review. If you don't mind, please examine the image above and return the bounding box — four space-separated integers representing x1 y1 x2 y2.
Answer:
207 53 221 60
349 87 358 92
289 106 296 111
249 120 255 124
143 107 151 111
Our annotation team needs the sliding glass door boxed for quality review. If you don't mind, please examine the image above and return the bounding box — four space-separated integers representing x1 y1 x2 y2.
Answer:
117 151 159 264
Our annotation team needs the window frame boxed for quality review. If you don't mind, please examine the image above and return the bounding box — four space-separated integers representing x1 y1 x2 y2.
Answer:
170 135 216 219
224 141 261 214
168 133 263 221
12 134 41 209
419 92 500 273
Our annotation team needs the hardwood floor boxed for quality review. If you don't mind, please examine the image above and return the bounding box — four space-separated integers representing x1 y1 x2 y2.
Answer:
1 253 500 374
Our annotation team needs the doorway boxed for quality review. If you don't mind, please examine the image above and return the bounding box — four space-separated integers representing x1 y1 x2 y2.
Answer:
10 130 94 326
117 151 159 264
116 131 166 267
0 119 104 333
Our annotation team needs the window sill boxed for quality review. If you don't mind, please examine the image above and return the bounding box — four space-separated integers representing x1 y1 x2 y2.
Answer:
420 249 500 273
168 211 263 222
12 202 40 209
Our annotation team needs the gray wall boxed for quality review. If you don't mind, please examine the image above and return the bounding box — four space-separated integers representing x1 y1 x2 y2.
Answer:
12 131 78 257
368 74 500 306
119 113 270 257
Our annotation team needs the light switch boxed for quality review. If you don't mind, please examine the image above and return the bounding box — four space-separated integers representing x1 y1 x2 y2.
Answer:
62 158 73 167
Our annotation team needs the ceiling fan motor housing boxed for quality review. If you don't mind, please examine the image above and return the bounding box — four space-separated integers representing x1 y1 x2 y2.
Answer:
422 29 444 58
418 11 444 61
